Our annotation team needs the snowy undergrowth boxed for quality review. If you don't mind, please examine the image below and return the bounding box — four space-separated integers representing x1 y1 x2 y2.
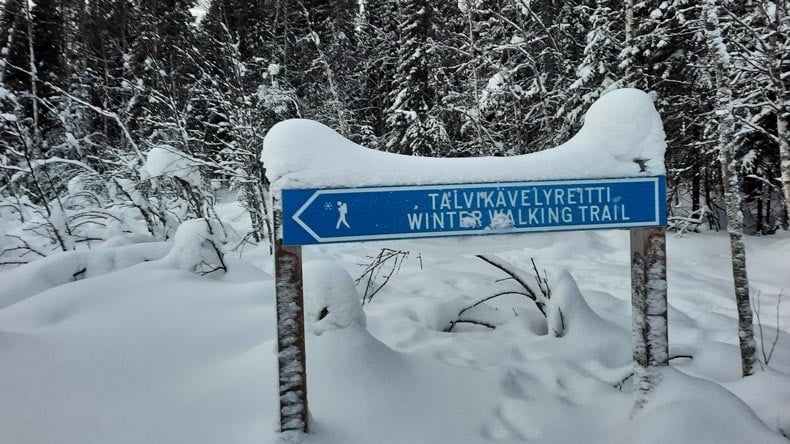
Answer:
1 219 788 444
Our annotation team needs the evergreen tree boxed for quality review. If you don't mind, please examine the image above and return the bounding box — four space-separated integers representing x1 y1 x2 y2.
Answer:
385 0 446 156
128 0 196 148
31 0 66 91
288 0 358 136
353 0 399 149
0 0 27 89
623 1 718 228
564 0 624 126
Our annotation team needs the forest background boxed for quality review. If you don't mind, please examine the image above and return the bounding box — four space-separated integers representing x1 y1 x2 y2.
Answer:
0 0 787 261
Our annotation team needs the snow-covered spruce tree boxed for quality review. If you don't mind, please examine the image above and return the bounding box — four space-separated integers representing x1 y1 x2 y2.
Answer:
0 0 31 95
125 0 228 232
622 0 717 225
422 2 472 156
747 1 790 223
80 0 136 148
30 0 66 93
439 1 499 156
353 0 400 149
703 0 757 377
0 0 93 257
723 1 789 228
127 0 196 149
454 0 539 155
200 0 270 62
277 0 358 139
466 0 590 154
385 0 448 156
562 0 625 134
538 0 597 148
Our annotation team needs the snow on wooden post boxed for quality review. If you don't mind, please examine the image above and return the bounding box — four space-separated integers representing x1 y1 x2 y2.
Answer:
630 226 668 412
272 195 309 434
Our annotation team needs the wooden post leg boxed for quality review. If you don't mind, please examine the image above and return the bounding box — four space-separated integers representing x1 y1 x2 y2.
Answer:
630 227 668 412
273 201 309 434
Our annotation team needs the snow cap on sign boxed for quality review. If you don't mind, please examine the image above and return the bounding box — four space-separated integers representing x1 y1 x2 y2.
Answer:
262 88 666 190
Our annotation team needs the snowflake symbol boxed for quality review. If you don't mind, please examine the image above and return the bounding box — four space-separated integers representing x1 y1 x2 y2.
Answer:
323 202 334 211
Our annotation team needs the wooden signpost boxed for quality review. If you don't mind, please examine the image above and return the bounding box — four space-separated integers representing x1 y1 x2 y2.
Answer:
272 176 668 434
272 195 309 433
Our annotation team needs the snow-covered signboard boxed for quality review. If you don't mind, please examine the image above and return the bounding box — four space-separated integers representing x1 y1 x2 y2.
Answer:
262 88 671 436
282 176 666 245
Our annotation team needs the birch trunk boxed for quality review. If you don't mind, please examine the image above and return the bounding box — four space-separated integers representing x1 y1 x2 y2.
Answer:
703 0 757 377
625 0 635 43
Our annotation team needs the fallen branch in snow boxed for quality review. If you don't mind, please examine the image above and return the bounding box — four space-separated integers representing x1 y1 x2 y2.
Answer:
445 319 496 331
0 260 32 266
615 354 695 390
72 268 87 281
615 372 634 391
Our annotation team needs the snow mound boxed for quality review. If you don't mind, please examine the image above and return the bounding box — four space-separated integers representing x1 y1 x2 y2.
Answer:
0 264 278 444
262 88 665 190
613 368 787 444
724 368 790 436
160 218 228 274
303 259 366 335
0 242 171 309
141 145 201 187
546 269 628 346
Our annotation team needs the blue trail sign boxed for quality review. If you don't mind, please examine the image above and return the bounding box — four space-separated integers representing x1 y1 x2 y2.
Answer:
281 176 666 245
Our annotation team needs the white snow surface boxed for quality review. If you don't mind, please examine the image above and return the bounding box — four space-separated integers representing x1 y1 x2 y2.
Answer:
1 212 789 444
262 88 666 191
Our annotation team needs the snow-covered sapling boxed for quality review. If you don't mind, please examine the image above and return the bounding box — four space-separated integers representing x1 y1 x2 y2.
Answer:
355 248 412 304
445 255 552 333
753 289 783 370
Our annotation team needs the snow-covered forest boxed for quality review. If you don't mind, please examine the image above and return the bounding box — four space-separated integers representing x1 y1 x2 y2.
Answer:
0 0 788 252
0 0 789 443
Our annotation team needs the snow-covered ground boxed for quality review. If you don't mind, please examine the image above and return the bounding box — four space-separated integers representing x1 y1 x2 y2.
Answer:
1 89 788 443
0 211 788 443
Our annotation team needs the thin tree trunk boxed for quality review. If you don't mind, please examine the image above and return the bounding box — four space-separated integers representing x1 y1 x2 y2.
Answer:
756 179 764 232
705 164 716 229
703 0 757 377
24 1 40 148
778 116 790 216
765 185 772 233
625 0 635 43
692 168 701 214
764 1 790 218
